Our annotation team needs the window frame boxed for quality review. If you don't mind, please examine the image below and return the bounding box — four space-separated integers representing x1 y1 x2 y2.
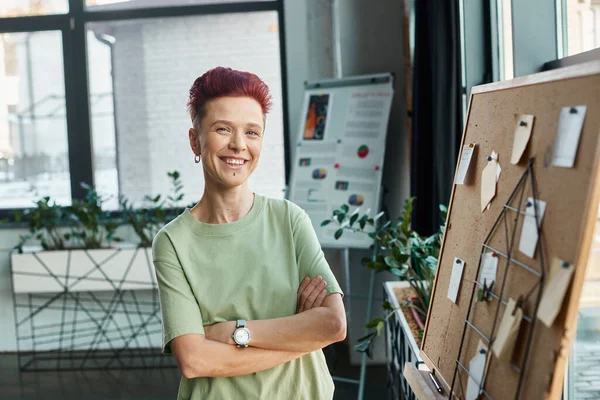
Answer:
0 0 289 221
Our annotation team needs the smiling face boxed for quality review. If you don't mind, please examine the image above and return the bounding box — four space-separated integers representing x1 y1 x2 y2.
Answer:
189 96 265 190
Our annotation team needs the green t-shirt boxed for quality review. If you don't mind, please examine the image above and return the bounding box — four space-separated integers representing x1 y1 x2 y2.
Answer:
152 194 343 400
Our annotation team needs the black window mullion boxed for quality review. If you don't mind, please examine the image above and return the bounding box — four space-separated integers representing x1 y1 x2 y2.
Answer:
276 0 290 185
65 0 94 201
0 15 69 33
82 1 277 22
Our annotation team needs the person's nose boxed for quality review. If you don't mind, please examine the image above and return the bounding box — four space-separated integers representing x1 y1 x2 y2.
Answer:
228 130 247 153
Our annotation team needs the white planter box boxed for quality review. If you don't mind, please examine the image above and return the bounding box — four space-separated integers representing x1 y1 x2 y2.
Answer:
384 281 422 360
11 246 156 294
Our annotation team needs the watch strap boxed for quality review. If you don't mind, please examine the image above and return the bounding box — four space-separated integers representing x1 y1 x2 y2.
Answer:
236 319 246 328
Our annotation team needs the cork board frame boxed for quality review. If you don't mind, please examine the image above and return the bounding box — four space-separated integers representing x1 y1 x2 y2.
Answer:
420 61 600 400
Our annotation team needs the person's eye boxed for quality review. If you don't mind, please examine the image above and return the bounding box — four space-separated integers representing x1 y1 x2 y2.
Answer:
217 127 230 133
247 131 260 136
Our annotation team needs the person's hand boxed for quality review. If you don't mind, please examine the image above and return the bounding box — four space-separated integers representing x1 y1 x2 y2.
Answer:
204 321 236 345
296 275 328 313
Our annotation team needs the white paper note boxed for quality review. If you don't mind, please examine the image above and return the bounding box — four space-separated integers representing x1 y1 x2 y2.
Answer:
538 258 575 327
447 257 465 303
481 155 498 212
552 106 587 168
511 114 535 164
492 298 523 362
479 252 499 288
496 162 502 182
518 197 547 258
455 144 476 184
466 346 488 400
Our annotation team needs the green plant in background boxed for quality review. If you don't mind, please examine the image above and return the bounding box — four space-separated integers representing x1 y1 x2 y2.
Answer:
11 171 186 252
13 196 70 253
67 183 121 249
120 171 185 247
322 197 447 357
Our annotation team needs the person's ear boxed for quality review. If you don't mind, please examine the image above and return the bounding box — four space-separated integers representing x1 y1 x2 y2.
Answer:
189 127 200 156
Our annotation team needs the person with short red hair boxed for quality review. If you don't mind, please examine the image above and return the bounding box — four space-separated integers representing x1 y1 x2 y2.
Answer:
152 67 346 400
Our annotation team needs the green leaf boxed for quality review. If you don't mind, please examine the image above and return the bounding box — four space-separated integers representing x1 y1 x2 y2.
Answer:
341 204 349 213
365 261 387 270
334 228 344 240
359 215 367 230
382 301 394 311
349 213 359 226
365 318 385 329
425 256 438 267
337 214 345 224
376 321 385 335
354 332 376 357
384 256 400 268
390 268 404 277
321 220 332 227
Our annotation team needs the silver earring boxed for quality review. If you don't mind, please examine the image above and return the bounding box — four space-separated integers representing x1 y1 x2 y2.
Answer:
194 155 200 163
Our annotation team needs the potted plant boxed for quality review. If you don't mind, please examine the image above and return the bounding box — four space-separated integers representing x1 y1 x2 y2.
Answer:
10 172 185 293
322 197 447 357
119 170 186 248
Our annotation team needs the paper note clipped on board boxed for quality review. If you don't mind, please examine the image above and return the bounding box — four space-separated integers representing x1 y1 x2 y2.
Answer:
518 197 547 258
479 252 498 288
481 152 499 211
455 143 476 184
538 258 575 327
492 298 523 362
552 105 587 168
511 114 535 164
466 342 488 400
447 258 465 303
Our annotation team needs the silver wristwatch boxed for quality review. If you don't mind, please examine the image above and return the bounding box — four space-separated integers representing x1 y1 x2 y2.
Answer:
232 319 252 348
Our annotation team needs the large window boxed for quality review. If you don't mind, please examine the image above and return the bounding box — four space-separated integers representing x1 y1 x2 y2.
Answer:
0 31 71 208
564 0 600 56
87 11 284 209
0 0 287 212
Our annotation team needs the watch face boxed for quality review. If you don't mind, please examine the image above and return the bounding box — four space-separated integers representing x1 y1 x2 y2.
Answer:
234 328 250 344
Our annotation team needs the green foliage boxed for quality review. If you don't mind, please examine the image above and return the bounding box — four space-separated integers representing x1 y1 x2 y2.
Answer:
120 171 185 247
12 171 186 252
67 183 121 249
13 197 69 253
323 197 447 357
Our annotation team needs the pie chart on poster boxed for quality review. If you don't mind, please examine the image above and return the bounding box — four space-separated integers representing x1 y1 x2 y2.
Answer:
348 194 365 206
312 168 327 180
357 145 369 159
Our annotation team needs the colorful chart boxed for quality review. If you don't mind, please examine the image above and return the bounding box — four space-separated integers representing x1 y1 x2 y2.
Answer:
348 194 365 206
357 145 369 159
312 168 327 180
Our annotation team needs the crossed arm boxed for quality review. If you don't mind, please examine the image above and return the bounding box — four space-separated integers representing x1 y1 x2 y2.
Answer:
170 277 346 379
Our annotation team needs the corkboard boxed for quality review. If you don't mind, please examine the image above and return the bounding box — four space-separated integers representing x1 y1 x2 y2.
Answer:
420 61 600 400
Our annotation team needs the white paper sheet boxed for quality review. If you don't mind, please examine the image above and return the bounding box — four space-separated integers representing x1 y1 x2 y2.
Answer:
479 252 499 288
466 347 487 400
518 197 547 258
552 105 587 168
447 258 465 303
538 258 575 327
455 144 476 185
511 114 535 165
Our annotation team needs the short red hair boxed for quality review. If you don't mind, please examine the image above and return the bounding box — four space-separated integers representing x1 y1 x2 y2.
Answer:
187 66 272 127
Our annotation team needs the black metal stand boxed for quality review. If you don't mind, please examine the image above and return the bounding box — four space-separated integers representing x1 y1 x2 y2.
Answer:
10 247 171 371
